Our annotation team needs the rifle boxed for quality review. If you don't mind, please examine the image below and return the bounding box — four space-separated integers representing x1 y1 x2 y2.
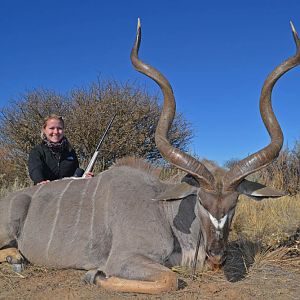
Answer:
82 113 117 178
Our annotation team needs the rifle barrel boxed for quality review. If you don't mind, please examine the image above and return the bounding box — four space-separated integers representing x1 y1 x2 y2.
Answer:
95 113 117 151
82 113 117 177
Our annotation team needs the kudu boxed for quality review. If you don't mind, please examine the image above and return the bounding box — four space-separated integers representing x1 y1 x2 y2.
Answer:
0 20 299 294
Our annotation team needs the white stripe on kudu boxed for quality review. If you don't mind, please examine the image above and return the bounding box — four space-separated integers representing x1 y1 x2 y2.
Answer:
70 179 92 245
46 181 72 261
21 184 44 240
89 175 103 250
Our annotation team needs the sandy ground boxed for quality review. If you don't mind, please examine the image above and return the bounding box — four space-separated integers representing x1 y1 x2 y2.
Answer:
0 255 299 300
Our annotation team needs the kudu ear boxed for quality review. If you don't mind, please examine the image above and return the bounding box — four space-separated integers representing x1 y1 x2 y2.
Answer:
152 182 198 201
237 179 286 201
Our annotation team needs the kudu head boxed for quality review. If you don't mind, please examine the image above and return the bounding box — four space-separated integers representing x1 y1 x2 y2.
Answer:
131 19 300 268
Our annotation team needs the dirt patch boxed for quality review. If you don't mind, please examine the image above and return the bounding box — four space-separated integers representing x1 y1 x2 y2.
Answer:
0 258 299 300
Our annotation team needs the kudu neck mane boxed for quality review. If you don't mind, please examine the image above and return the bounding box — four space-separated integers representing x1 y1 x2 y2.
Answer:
112 157 161 177
112 157 227 192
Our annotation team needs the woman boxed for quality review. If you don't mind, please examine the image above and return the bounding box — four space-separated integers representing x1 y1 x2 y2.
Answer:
28 114 91 185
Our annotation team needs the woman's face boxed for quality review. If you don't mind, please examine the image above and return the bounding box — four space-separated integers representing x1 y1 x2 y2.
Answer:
43 118 64 143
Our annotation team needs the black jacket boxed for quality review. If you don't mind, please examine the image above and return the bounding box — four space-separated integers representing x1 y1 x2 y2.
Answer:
28 142 79 185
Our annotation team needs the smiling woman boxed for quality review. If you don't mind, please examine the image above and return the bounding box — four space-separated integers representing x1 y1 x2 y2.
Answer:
28 114 92 185
43 116 65 144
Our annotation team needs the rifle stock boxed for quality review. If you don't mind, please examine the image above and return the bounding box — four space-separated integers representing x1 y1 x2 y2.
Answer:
82 151 99 177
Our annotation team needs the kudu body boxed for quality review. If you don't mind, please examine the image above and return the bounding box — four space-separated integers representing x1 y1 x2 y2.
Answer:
0 21 299 294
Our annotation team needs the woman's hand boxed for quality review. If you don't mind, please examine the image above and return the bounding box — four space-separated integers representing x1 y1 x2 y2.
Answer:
84 172 94 178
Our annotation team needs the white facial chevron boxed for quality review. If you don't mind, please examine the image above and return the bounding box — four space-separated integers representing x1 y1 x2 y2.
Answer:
208 213 228 230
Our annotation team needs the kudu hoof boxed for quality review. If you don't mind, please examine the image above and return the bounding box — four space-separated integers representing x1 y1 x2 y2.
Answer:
6 254 26 273
12 263 25 273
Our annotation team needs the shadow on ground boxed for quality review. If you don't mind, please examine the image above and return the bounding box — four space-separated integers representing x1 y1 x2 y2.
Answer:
223 239 261 282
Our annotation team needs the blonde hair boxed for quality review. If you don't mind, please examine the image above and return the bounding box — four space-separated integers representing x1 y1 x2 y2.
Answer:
40 114 65 139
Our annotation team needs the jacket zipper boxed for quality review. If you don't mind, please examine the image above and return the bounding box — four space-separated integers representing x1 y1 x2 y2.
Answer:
57 154 61 178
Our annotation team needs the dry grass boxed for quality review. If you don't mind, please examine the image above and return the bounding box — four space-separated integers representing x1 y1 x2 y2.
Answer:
252 246 300 270
231 194 300 248
0 178 28 199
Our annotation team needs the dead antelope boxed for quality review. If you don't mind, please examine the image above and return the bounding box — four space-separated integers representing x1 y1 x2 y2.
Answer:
0 20 299 294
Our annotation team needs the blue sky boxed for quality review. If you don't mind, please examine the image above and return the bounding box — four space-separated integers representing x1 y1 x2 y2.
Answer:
0 0 299 165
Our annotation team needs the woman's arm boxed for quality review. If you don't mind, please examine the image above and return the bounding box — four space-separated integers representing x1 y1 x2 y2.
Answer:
28 147 47 185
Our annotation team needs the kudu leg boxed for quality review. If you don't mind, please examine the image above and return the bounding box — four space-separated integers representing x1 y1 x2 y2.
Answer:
96 271 177 294
0 193 31 264
95 255 178 294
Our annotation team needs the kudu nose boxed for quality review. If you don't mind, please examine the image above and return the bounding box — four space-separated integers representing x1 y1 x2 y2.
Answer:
208 249 225 258
207 249 226 266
